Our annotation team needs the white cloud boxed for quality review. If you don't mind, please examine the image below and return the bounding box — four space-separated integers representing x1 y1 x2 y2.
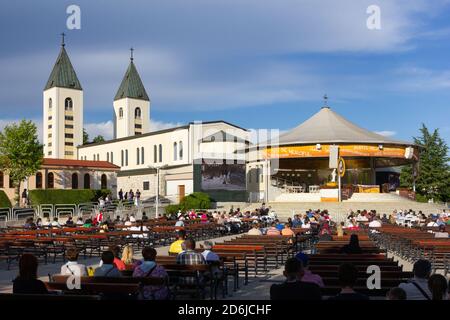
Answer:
1 0 450 117
150 120 184 132
375 130 397 137
392 67 450 91
84 119 183 141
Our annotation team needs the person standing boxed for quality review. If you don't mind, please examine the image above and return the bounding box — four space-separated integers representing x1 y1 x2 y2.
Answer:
21 189 28 207
135 189 141 206
118 189 123 201
129 189 134 201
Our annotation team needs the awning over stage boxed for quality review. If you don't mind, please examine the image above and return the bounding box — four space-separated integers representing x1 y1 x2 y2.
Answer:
262 106 419 162
275 106 412 146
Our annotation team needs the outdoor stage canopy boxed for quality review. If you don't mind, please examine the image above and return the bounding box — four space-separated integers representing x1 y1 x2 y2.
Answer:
264 106 419 165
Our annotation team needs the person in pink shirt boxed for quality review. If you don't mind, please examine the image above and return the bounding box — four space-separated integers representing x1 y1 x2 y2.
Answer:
266 222 281 236
188 209 197 220
281 223 295 236
200 212 208 223
295 252 324 288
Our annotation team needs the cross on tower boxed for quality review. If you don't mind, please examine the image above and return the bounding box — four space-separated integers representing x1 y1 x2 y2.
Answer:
130 47 134 61
61 32 66 47
323 94 328 107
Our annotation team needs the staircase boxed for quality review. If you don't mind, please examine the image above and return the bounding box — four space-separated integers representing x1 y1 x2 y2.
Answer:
345 192 410 202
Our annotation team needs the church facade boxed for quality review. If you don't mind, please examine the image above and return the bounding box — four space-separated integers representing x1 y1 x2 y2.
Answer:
42 39 249 203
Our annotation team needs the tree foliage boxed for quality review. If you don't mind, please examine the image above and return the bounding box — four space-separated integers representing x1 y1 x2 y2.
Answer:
400 124 450 202
83 128 89 145
0 120 43 205
92 135 105 143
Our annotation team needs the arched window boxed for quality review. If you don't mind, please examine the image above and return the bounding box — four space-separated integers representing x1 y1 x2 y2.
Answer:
141 147 144 164
136 148 140 165
83 173 90 189
97 154 100 161
154 145 157 163
107 152 109 162
35 172 42 189
119 107 123 118
159 144 162 162
125 150 128 166
65 98 73 111
0 171 3 188
121 150 124 166
72 173 78 189
179 141 183 160
110 152 114 164
101 174 107 189
135 107 141 119
48 98 52 110
173 142 178 161
47 172 54 189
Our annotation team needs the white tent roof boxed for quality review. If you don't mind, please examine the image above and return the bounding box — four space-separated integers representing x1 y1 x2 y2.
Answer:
275 107 412 146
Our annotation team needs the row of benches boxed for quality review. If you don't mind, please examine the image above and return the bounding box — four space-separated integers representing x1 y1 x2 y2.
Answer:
372 225 450 274
0 222 248 270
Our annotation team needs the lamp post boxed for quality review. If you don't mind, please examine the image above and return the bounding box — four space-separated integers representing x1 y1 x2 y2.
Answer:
148 164 168 218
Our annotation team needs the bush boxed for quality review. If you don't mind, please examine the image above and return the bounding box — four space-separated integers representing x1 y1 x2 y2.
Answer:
165 192 212 214
28 189 111 205
0 190 11 208
181 192 212 210
165 204 182 215
92 189 112 200
415 193 428 203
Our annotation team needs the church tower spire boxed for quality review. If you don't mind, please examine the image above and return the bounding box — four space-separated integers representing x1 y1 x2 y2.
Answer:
113 48 150 139
43 35 83 159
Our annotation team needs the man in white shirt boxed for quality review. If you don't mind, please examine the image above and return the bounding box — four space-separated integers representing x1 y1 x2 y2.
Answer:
61 248 87 276
175 219 185 227
51 217 61 228
434 225 449 238
398 259 432 300
201 241 220 262
248 224 262 235
427 220 439 227
368 218 382 228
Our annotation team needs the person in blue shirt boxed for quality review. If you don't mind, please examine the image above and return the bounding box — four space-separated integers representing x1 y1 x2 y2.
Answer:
292 215 303 228
275 220 284 231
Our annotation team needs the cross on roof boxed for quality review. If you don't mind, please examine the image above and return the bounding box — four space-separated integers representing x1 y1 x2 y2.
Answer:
61 32 66 47
323 94 328 107
130 47 134 61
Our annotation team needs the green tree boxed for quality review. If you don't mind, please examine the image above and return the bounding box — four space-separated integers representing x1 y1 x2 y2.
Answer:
92 135 105 143
83 128 89 144
0 120 43 206
400 124 450 202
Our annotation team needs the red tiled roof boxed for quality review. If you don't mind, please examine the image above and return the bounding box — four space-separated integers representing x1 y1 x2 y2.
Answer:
42 158 120 170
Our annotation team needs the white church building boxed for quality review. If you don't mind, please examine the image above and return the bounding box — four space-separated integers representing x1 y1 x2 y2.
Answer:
43 39 249 203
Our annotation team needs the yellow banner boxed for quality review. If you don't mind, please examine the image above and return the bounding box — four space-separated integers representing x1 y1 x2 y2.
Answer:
264 144 411 159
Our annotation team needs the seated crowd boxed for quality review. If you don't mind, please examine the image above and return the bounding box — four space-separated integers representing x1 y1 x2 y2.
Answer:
8 204 450 301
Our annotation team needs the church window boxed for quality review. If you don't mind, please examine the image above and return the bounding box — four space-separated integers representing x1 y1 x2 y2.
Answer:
65 98 73 110
135 107 141 119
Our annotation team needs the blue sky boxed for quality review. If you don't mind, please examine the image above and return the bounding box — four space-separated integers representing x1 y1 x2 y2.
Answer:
0 0 450 145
